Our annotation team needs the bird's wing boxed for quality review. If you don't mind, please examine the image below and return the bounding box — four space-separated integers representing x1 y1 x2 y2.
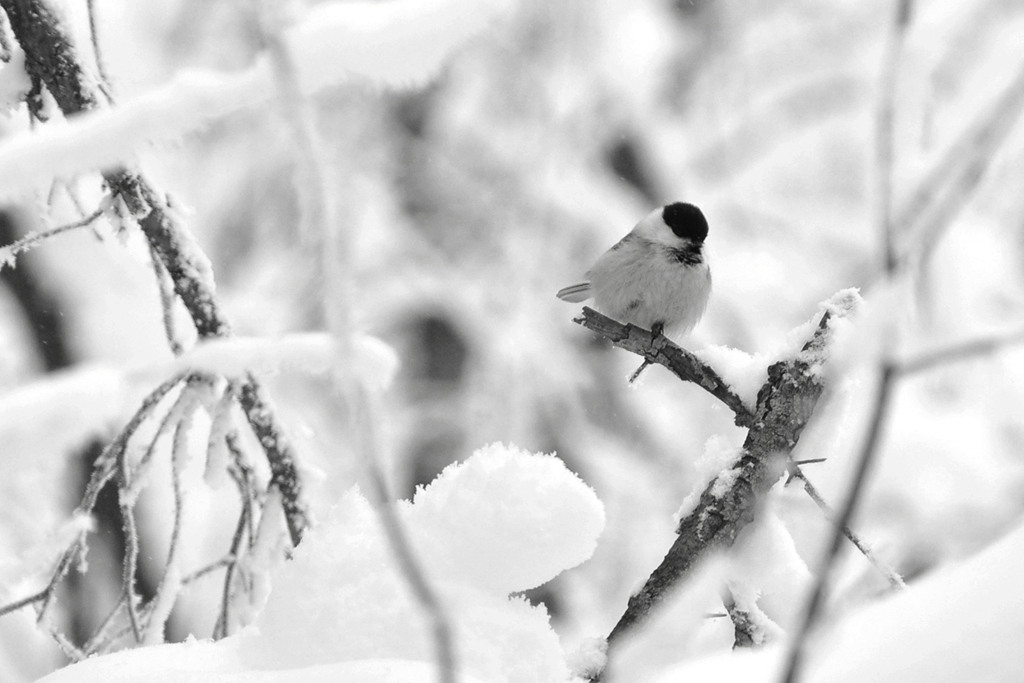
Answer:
556 282 592 302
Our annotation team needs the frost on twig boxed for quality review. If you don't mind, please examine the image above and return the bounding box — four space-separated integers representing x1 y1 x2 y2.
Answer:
591 290 859 672
1 0 309 546
0 207 104 270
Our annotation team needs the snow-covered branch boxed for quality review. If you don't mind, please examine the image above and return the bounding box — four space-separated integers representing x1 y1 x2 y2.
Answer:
588 290 859 677
0 0 515 200
2 0 310 546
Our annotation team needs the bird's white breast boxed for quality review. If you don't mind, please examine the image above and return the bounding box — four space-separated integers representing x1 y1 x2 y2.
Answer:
588 237 711 335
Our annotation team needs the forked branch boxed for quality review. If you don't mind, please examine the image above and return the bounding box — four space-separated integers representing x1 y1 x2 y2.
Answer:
580 291 859 679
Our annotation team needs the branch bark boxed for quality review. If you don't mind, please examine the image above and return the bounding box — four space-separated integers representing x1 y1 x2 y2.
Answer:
574 307 755 427
1 0 309 545
3 0 307 544
583 291 859 677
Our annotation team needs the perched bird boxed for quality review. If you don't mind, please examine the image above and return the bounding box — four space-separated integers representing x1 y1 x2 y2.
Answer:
557 202 711 338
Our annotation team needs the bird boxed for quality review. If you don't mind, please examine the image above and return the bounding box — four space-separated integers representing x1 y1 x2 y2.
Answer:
557 202 711 380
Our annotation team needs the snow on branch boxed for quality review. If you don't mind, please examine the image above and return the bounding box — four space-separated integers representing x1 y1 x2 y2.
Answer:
1 0 318 547
582 290 860 678
0 0 516 200
0 206 104 270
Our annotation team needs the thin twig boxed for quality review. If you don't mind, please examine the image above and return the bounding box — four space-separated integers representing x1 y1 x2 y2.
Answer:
181 557 234 587
788 464 905 590
362 389 457 683
0 208 104 267
897 328 1024 375
32 374 188 626
227 431 258 547
142 379 203 643
149 242 185 356
123 378 195 503
780 364 897 683
574 307 755 427
50 630 87 662
85 0 115 104
82 598 129 655
118 478 143 643
894 57 1024 268
0 588 48 618
876 0 912 272
214 431 258 639
780 8 912 680
119 377 205 642
0 0 310 546
215 502 250 639
0 375 185 636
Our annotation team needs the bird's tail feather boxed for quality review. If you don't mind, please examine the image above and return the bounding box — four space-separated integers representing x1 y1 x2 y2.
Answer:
556 283 591 303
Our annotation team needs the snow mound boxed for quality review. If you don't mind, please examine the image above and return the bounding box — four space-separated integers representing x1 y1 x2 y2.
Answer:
37 443 604 683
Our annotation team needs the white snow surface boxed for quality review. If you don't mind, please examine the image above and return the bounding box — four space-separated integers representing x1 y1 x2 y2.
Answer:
651 517 1024 683
35 443 605 683
0 0 517 201
694 288 862 410
154 332 399 391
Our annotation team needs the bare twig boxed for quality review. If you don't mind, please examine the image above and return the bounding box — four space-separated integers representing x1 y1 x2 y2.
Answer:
50 630 86 662
148 242 185 356
898 328 1024 375
894 57 1024 268
85 0 115 103
0 374 185 633
256 6 456 679
213 432 257 639
780 8 914 680
35 374 187 627
876 0 912 272
360 388 457 683
0 588 48 618
780 364 897 683
788 464 905 590
1 0 310 546
574 307 755 427
118 476 143 643
82 599 129 655
182 556 234 587
0 208 104 267
142 379 204 644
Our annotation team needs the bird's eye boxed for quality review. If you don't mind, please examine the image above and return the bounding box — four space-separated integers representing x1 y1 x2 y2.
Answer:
662 203 709 243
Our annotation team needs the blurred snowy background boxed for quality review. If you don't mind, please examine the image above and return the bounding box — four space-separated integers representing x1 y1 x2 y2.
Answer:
2 0 1024 680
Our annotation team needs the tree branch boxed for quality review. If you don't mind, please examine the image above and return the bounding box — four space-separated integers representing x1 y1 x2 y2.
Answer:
897 328 1024 376
780 362 897 683
573 307 755 428
894 55 1024 269
1 0 309 546
599 293 858 658
788 465 905 591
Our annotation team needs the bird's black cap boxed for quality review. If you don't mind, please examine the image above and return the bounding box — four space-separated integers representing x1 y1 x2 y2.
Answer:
662 202 708 243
